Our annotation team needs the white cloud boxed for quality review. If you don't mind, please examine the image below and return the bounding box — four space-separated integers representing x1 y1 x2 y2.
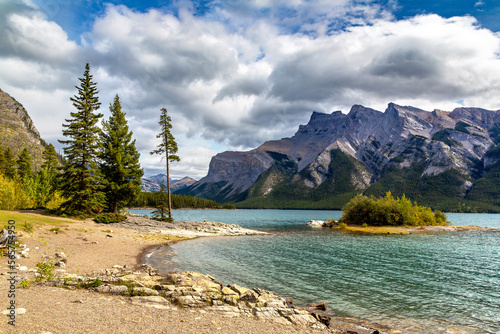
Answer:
1 2 500 179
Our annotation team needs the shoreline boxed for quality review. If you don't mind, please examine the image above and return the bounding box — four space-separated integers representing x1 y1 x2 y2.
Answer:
1 211 341 333
2 211 485 333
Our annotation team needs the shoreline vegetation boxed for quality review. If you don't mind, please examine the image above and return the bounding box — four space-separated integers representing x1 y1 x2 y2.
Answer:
338 192 449 227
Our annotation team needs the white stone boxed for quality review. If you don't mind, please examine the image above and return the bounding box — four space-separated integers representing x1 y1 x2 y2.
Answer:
306 220 325 227
2 308 26 315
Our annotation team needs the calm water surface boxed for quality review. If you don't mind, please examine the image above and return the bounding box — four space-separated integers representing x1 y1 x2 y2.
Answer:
131 209 500 334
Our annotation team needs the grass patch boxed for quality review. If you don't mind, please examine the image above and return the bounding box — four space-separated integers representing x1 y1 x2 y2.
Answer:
49 227 61 233
23 221 34 232
91 278 103 287
0 210 76 228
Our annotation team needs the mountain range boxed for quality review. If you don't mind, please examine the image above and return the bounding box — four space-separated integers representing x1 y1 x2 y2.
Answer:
179 103 500 212
141 175 196 192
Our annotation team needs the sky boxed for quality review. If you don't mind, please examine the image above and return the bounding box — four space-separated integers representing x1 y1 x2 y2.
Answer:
1 0 500 179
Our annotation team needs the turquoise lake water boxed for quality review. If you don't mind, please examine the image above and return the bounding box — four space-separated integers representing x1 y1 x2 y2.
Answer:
130 209 500 334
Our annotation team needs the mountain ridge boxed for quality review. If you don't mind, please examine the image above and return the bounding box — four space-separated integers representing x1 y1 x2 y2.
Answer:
180 102 500 211
0 88 46 169
141 175 196 192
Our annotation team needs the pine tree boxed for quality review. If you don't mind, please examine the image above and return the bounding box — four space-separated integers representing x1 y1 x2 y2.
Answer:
32 143 61 207
0 147 5 176
41 143 59 173
150 108 180 221
151 181 169 221
99 94 143 213
17 148 33 180
2 147 16 179
58 63 104 216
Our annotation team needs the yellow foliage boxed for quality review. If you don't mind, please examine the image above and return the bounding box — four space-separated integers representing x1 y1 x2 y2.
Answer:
0 174 33 210
45 191 65 210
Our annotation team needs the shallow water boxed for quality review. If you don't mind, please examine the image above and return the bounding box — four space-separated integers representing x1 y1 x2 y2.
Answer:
132 209 500 333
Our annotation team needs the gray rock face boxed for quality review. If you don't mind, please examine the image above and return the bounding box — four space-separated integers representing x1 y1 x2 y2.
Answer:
183 102 500 204
0 88 46 169
183 150 274 200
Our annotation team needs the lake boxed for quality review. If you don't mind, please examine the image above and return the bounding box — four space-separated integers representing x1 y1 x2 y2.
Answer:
130 209 500 334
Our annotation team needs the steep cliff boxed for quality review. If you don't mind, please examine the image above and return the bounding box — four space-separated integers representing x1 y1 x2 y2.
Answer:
0 89 46 169
181 103 500 211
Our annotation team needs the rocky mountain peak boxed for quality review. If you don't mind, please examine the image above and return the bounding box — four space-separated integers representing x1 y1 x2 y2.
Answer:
182 102 500 211
141 174 197 192
0 88 46 169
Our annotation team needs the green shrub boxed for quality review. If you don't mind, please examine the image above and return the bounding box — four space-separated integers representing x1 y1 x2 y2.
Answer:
36 261 55 281
340 192 450 226
23 221 34 232
91 278 103 287
19 280 32 289
94 213 127 224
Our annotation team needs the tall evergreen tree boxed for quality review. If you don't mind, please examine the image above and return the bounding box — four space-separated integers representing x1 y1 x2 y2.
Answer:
2 147 16 179
41 143 59 173
33 143 61 206
16 148 32 180
150 108 180 221
58 63 104 215
99 94 143 213
0 147 5 176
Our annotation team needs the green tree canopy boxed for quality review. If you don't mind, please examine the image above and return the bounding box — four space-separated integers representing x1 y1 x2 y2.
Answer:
339 192 449 226
58 63 104 216
99 94 143 213
16 148 33 180
150 108 180 221
0 146 5 176
2 147 17 179
41 143 59 172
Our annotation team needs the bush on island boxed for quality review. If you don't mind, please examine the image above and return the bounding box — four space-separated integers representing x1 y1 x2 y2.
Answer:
339 192 449 226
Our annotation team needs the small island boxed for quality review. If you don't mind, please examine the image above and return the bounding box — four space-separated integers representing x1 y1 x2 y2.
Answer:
307 192 497 234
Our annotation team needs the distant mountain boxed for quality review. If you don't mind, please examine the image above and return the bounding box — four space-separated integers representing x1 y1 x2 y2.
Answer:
141 174 196 192
0 88 47 169
179 103 500 212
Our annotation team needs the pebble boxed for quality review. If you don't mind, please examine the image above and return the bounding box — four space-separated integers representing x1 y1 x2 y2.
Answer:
55 252 66 259
2 308 26 315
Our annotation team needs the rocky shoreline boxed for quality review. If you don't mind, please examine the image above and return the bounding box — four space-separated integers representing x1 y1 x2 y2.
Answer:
33 258 395 334
3 211 485 333
110 215 270 238
109 216 401 333
6 214 405 333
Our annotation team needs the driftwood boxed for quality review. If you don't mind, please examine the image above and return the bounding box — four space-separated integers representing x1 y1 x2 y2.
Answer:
0 229 15 248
